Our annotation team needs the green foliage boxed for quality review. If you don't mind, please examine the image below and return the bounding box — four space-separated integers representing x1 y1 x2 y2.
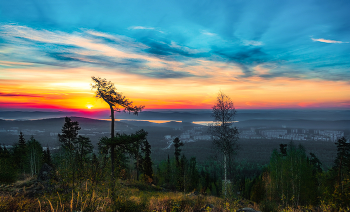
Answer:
173 137 183 166
258 200 279 212
309 152 322 173
98 129 148 181
268 142 317 206
250 175 266 203
12 132 28 176
26 136 43 177
0 146 17 183
58 116 81 152
331 136 350 209
142 139 153 181
42 146 52 166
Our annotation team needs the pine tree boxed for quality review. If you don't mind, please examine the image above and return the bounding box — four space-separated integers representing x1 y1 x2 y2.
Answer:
13 132 28 178
173 137 183 167
332 136 350 207
0 145 16 183
165 154 171 184
58 117 81 152
142 139 153 182
58 117 80 187
333 137 350 184
43 146 52 167
91 153 100 185
0 145 3 158
74 135 93 181
309 152 322 173
279 144 287 156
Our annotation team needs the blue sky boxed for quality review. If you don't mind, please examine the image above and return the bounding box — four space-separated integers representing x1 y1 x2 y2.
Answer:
0 0 349 110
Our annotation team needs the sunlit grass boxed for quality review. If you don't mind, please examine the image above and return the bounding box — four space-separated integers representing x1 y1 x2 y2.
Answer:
1 178 348 212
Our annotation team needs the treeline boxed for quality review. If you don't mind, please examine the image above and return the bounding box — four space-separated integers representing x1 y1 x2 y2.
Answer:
243 138 350 211
0 132 51 183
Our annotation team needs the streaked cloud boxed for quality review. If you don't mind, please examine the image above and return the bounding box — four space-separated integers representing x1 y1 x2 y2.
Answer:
243 40 263 46
311 38 348 44
129 26 155 30
201 31 217 36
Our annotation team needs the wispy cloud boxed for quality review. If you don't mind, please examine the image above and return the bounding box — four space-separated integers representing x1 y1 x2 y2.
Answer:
201 30 216 36
243 40 263 46
0 24 208 79
128 26 155 30
311 38 348 44
0 92 42 98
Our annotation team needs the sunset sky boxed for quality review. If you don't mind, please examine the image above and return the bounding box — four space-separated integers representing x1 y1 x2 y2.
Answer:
0 0 349 111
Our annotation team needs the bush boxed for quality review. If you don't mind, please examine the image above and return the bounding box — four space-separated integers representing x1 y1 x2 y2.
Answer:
259 200 278 212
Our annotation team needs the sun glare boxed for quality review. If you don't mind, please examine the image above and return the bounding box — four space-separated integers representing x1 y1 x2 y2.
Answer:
87 104 93 109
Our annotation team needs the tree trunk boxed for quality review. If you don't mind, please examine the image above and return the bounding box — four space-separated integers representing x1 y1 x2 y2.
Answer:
110 105 115 139
109 105 116 199
224 154 227 198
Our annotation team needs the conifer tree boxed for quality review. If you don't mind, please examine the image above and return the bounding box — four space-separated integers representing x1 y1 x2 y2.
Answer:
173 137 183 167
333 137 350 184
142 139 153 182
43 146 52 167
0 145 3 157
0 145 16 183
91 77 144 189
332 136 350 207
74 135 93 181
58 117 81 187
165 154 171 184
13 132 27 178
58 117 81 152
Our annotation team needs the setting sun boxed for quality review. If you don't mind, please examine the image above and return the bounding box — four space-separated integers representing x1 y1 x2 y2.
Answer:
86 104 93 109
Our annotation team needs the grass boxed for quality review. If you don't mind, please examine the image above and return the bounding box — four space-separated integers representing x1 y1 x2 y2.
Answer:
0 177 259 212
1 177 346 211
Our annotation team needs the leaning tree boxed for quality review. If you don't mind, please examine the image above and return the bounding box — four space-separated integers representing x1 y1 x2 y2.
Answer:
91 77 145 194
209 91 239 198
91 77 144 139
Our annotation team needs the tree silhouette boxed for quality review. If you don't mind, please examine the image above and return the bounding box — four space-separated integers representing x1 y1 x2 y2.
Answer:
333 137 350 193
208 91 239 198
91 76 144 139
173 137 184 166
58 117 81 152
13 132 27 178
98 129 148 196
58 117 81 187
91 77 145 194
142 139 153 182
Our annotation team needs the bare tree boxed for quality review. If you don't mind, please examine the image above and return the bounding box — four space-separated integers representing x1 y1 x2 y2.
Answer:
209 91 239 198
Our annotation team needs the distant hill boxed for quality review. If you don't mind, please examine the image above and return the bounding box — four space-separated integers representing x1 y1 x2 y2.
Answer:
1 109 349 122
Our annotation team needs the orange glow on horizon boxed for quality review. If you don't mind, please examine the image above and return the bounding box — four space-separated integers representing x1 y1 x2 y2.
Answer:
0 66 349 111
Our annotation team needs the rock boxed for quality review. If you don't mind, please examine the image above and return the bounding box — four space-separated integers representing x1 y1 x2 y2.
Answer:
237 207 261 212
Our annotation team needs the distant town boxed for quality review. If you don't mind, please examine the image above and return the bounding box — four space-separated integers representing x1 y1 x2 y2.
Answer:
161 125 345 149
